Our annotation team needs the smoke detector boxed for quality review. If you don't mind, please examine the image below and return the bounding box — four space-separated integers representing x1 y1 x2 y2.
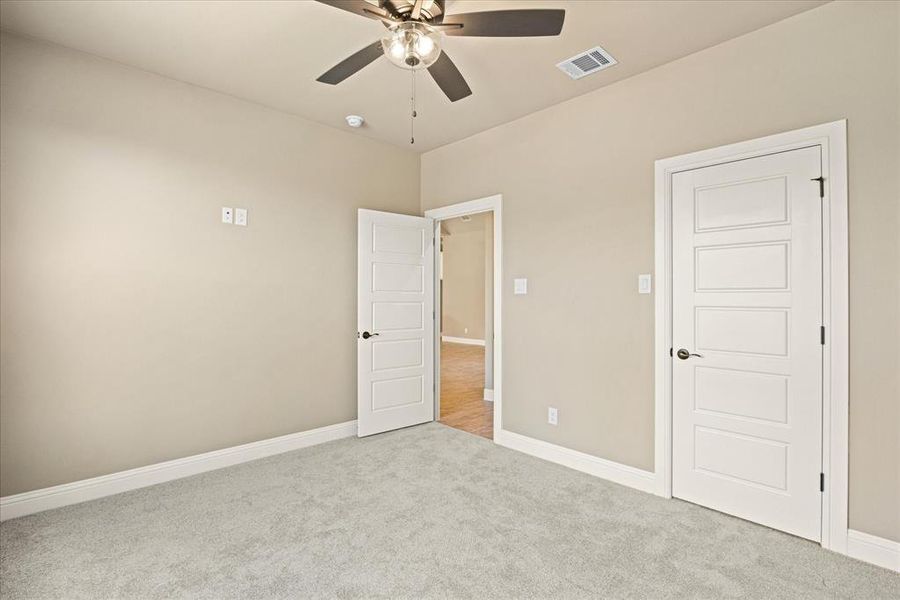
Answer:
345 115 365 128
557 46 617 80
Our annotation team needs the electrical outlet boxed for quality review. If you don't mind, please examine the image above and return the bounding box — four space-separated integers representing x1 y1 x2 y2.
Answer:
222 207 233 224
234 208 248 226
548 407 558 426
464 327 468 334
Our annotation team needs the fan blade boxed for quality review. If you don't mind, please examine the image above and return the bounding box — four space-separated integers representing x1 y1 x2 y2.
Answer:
427 51 472 102
317 42 384 85
314 0 391 21
363 8 399 26
442 9 565 37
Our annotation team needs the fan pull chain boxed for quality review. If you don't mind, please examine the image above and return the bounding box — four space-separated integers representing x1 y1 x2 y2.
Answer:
410 68 417 145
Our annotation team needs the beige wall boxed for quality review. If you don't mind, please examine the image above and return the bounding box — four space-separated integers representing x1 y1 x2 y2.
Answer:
0 33 420 497
441 216 487 340
421 1 900 542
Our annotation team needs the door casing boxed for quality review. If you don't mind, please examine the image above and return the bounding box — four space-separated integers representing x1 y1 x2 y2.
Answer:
424 194 503 440
654 120 848 551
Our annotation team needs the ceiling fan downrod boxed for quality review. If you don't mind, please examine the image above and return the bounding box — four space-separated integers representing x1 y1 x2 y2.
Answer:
410 67 417 145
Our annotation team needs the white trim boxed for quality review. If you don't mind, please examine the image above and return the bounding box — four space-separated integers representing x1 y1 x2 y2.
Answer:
846 530 900 572
654 121 849 549
441 336 485 346
496 428 657 494
483 388 494 402
425 195 501 221
426 194 503 440
0 420 358 522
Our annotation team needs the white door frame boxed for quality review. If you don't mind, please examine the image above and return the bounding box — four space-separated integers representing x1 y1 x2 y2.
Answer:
425 194 503 440
653 120 849 551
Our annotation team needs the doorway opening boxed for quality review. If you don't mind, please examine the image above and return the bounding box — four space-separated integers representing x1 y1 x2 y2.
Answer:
425 194 502 443
437 213 493 438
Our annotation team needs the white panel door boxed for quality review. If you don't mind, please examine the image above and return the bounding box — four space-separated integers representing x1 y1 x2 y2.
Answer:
358 209 434 437
672 146 823 541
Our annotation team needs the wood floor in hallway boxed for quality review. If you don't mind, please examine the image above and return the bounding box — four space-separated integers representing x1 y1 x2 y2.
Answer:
439 341 492 439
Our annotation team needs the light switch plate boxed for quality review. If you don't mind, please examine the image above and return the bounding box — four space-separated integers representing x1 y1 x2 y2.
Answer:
514 278 528 295
222 207 233 224
234 208 248 226
638 274 652 294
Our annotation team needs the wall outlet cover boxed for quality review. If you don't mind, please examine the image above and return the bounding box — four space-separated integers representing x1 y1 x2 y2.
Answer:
222 207 234 224
514 278 528 295
548 407 558 426
235 208 248 226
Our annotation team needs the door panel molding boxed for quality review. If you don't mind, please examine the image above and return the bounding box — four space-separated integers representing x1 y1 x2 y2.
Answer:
654 121 848 552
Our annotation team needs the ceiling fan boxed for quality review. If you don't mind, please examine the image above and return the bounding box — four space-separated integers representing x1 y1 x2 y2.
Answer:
314 0 566 102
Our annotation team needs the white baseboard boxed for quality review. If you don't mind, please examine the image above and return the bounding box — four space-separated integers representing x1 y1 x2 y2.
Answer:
846 529 900 572
495 428 657 494
484 388 494 401
441 336 485 346
0 420 358 522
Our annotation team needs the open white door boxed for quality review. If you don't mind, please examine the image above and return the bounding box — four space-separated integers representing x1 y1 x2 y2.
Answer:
357 209 434 437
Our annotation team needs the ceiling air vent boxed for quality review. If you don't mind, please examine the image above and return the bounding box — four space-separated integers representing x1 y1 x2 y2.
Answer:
556 46 617 80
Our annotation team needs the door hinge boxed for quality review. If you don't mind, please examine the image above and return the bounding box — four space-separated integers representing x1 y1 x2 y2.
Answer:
820 472 825 492
820 326 826 345
811 176 825 198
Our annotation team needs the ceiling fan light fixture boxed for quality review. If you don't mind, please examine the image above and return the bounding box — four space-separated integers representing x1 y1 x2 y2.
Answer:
381 22 441 70
315 0 566 105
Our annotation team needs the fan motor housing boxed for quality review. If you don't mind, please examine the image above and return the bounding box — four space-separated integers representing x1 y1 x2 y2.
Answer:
384 0 446 23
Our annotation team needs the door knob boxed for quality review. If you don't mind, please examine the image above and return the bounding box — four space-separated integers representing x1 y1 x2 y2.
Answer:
676 348 703 360
361 331 379 339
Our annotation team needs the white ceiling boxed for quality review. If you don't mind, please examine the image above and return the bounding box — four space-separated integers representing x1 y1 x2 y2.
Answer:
0 0 827 152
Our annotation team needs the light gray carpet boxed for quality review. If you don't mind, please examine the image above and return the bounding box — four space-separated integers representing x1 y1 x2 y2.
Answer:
1 423 898 599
